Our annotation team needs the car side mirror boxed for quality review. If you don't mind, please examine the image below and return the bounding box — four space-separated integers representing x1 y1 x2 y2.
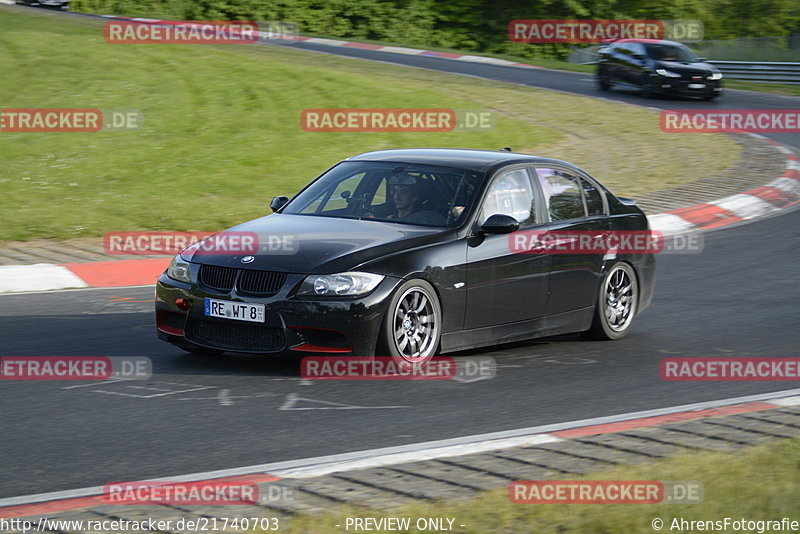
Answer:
270 195 289 213
480 214 520 235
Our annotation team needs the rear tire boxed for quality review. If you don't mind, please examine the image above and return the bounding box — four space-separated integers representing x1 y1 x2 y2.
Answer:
377 279 441 364
585 262 638 340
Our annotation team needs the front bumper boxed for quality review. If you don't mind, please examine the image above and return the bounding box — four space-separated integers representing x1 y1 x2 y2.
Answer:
654 76 723 97
155 269 401 356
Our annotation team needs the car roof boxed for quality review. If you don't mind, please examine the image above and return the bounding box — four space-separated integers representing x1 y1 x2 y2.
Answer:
611 39 684 46
346 148 582 173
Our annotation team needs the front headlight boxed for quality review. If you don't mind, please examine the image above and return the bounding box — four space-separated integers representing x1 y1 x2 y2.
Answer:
297 272 384 297
709 72 723 80
656 68 682 78
167 254 192 283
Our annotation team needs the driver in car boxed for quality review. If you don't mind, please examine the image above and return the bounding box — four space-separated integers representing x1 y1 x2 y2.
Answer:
365 172 446 225
388 174 420 219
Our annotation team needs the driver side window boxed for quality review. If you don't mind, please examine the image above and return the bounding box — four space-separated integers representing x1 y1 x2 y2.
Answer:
479 168 536 227
630 43 646 58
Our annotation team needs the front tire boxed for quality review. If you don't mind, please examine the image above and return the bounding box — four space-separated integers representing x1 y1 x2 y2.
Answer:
378 279 442 364
641 78 658 98
586 262 638 340
596 68 611 90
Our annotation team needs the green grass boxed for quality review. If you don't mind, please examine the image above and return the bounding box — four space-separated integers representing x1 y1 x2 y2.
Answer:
723 79 800 97
0 7 737 242
277 437 800 533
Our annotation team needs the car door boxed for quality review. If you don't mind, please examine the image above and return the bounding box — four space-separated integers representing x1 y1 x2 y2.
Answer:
628 42 650 87
464 166 549 330
618 42 644 85
533 166 609 317
606 43 626 82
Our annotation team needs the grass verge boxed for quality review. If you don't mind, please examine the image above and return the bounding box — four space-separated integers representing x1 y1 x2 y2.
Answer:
722 79 800 97
277 437 800 533
0 6 737 242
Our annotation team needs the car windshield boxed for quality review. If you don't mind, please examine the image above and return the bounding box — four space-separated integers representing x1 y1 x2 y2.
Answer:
646 43 699 63
281 161 483 227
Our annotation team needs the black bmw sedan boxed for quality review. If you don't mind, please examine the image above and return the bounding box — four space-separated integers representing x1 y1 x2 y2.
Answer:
596 39 723 100
155 149 655 362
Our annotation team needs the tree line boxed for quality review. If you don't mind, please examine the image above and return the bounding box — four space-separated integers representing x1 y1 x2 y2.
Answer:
72 0 800 59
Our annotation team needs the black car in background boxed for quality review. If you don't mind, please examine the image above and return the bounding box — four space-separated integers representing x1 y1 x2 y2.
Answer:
155 149 655 362
596 39 723 100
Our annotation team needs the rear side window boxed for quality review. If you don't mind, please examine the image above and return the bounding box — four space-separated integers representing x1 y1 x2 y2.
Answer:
535 168 586 221
580 177 605 216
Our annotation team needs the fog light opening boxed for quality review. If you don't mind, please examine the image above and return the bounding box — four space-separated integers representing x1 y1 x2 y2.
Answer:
288 326 352 353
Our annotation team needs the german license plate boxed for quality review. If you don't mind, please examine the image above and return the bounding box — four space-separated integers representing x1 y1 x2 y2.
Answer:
204 298 265 323
688 83 705 89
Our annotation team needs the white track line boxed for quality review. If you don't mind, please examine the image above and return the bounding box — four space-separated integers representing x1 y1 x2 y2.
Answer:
772 395 800 407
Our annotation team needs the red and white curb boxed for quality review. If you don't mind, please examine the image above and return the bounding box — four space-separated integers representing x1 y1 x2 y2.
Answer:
0 258 169 294
278 36 542 69
2 387 799 518
99 16 544 70
647 136 799 235
0 264 89 293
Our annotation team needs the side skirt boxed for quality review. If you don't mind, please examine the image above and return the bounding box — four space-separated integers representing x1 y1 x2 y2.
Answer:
440 307 594 353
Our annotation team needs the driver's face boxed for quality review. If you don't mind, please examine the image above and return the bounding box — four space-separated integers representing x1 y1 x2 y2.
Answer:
392 185 416 210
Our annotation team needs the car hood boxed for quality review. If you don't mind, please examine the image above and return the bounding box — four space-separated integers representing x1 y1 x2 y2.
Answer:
656 60 716 75
183 213 448 273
